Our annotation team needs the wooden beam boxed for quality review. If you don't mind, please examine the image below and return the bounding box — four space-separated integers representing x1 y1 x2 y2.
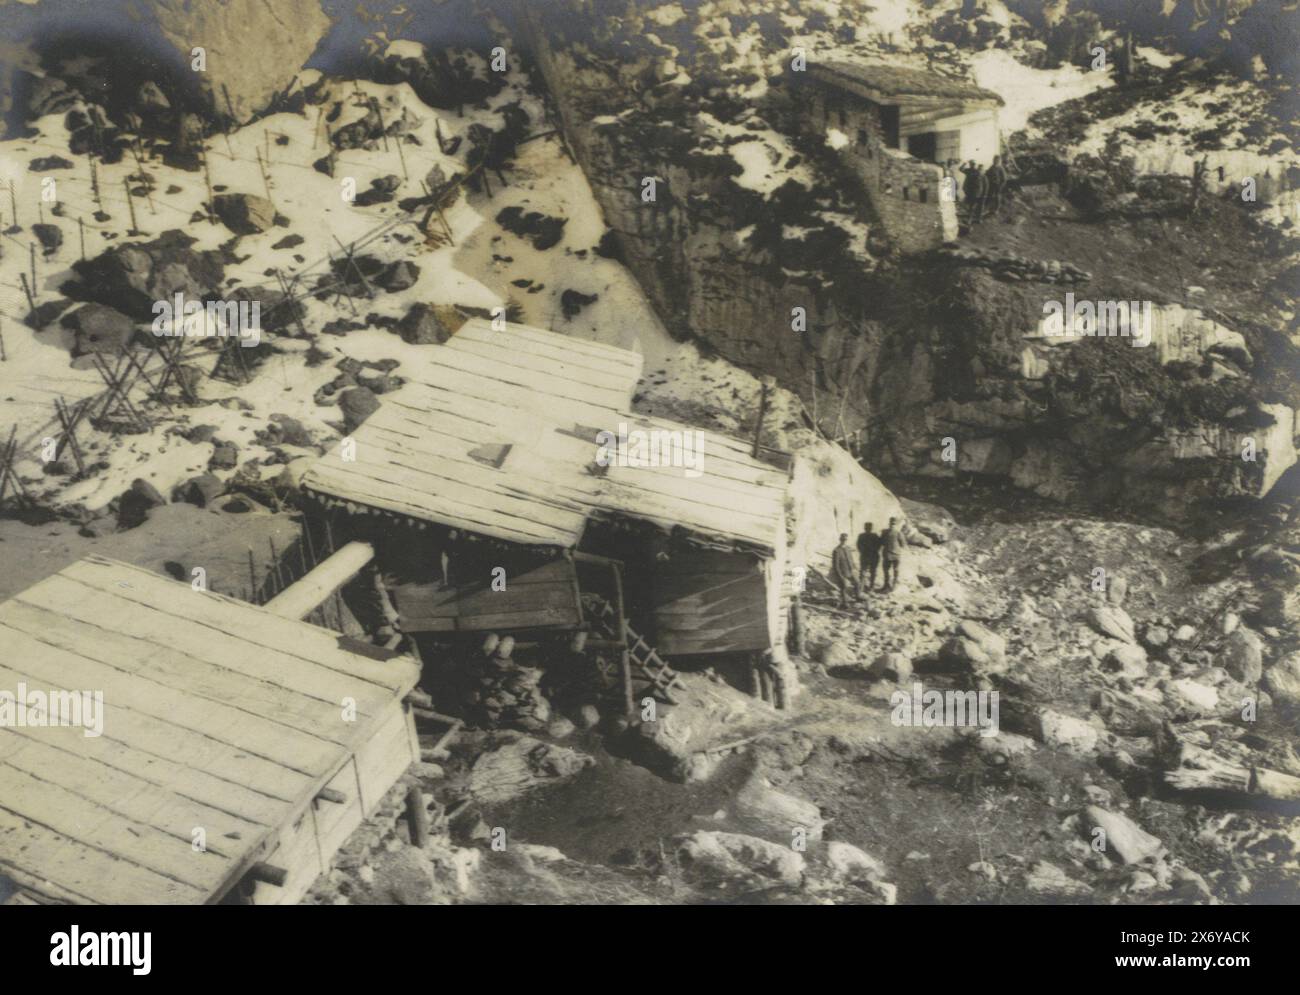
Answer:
248 862 289 888
262 541 374 620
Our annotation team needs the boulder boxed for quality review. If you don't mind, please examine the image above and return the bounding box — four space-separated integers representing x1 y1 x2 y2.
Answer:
171 473 224 508
939 620 1007 673
64 303 136 357
73 230 225 321
144 0 332 124
1140 624 1170 651
867 652 912 683
1025 860 1092 897
1106 574 1128 605
1222 627 1264 685
377 260 420 292
731 771 824 842
1263 652 1300 708
1037 709 1100 756
817 640 856 668
208 439 239 471
1082 806 1165 865
468 736 594 804
1087 604 1136 643
339 387 380 433
213 193 276 235
116 478 166 529
396 303 453 345
32 222 62 254
1103 643 1148 679
265 414 314 448
898 496 955 543
825 841 887 884
676 831 804 888
1165 678 1219 717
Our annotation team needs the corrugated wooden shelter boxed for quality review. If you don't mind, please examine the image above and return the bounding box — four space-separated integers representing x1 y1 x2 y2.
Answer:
0 556 420 905
303 319 792 659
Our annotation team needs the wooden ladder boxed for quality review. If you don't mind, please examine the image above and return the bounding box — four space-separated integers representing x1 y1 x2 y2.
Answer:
624 623 686 706
582 594 685 706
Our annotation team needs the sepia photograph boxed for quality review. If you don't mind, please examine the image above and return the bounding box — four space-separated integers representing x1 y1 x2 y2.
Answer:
0 0 1295 950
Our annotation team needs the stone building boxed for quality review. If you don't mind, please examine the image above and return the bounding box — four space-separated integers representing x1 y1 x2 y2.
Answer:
802 62 1004 252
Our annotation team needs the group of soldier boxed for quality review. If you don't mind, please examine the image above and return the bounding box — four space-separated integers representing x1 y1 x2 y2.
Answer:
944 155 1011 225
830 518 907 607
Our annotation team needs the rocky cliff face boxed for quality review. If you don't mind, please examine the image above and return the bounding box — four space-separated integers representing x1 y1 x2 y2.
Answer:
1 0 332 133
516 2 883 439
512 0 1299 524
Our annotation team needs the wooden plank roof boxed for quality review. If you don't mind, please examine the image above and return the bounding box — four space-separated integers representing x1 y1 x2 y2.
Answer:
302 320 789 556
809 61 1003 106
0 556 419 905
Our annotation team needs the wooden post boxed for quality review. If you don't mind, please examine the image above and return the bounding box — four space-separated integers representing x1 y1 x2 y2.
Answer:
369 97 390 152
0 322 5 362
248 862 288 888
395 134 408 182
19 273 35 315
247 548 260 604
268 536 285 594
255 148 275 211
202 149 215 222
123 178 139 234
262 541 375 620
753 375 774 458
78 217 85 260
405 786 429 847
609 561 634 717
89 161 101 212
8 180 16 228
28 243 36 293
131 140 156 215
789 594 806 656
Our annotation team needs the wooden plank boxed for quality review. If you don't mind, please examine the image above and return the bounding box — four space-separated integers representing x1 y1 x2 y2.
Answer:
432 344 632 412
0 766 221 897
3 735 264 855
250 808 321 905
264 541 374 620
348 427 594 526
305 460 583 546
310 758 365 865
0 806 205 905
3 597 381 741
455 318 644 367
447 331 640 382
57 557 415 692
0 623 342 778
0 722 286 826
354 701 416 813
447 334 641 390
0 659 312 804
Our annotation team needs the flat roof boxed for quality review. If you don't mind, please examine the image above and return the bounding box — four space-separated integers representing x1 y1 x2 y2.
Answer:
303 320 789 557
810 61 1004 106
0 556 419 905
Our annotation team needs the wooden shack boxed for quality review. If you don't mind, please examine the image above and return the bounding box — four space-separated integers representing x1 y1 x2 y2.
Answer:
0 555 420 905
301 319 792 707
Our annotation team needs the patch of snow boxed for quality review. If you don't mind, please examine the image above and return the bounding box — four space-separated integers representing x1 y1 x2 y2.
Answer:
970 48 1113 136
